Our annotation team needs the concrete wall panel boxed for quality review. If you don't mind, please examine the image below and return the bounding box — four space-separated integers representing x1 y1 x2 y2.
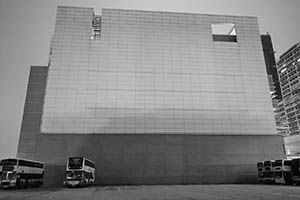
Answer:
35 134 284 186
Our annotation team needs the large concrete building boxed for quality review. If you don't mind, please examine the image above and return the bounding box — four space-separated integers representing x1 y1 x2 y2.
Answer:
17 6 285 186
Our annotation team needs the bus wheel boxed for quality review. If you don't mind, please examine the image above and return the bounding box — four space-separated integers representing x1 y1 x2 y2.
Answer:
24 179 28 188
15 178 20 189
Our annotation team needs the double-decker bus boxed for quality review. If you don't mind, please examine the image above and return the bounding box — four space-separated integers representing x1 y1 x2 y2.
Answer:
0 158 44 188
291 158 300 185
257 162 264 183
263 160 275 183
64 157 95 187
274 159 292 184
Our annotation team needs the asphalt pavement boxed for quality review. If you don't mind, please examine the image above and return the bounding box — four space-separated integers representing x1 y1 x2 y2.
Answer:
0 184 300 200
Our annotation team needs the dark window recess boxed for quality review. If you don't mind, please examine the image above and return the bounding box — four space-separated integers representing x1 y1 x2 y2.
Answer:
211 23 237 42
212 35 237 42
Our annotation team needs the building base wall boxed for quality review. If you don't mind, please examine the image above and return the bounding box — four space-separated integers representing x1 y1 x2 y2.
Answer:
18 134 285 186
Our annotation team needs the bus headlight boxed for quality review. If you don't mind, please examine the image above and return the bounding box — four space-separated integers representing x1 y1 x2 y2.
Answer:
8 171 17 180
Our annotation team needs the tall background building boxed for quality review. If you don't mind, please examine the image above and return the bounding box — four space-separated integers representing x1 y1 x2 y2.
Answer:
277 43 300 157
261 34 288 136
17 6 285 186
277 43 300 136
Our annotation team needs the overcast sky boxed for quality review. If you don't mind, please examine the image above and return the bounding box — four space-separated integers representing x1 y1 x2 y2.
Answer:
0 0 299 158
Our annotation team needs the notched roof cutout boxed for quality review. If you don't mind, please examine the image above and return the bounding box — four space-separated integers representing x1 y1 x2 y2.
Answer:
211 23 237 42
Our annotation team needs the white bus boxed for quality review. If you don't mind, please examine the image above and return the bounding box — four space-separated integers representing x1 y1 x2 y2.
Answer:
257 162 264 183
0 158 44 188
274 159 292 184
291 158 300 185
64 157 95 187
263 160 275 184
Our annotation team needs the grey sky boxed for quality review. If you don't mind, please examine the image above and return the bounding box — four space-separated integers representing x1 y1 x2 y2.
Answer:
0 0 299 158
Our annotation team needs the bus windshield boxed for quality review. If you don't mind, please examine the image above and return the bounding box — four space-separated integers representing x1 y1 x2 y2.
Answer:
0 159 17 166
68 157 83 169
275 160 282 166
264 161 272 166
257 162 263 168
284 160 291 166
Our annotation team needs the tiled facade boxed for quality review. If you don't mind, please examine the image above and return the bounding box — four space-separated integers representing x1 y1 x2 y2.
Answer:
277 43 300 135
42 6 275 135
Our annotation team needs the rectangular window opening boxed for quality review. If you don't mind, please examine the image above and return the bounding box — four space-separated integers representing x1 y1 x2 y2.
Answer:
211 23 237 42
91 15 101 40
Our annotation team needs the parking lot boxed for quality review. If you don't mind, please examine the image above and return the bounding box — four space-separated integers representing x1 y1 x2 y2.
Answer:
1 184 300 200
